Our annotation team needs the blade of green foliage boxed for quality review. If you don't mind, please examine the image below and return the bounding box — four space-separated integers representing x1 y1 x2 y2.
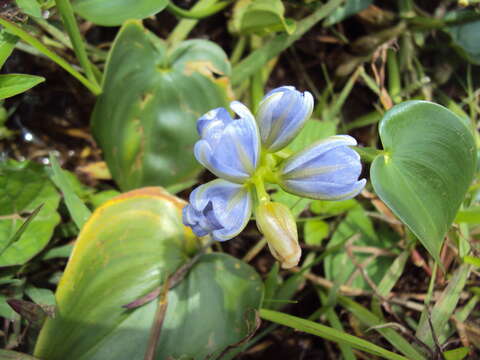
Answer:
318 292 356 360
15 0 42 17
0 204 42 256
91 21 230 190
416 264 471 348
259 309 409 360
34 188 262 360
455 206 480 223
443 347 470 360
49 154 91 230
55 0 98 86
287 119 337 153
304 220 329 246
338 296 427 359
324 0 372 26
371 101 477 261
376 251 409 297
0 161 60 266
231 0 343 86
0 74 44 100
0 29 17 68
0 18 100 95
25 286 56 306
324 205 396 290
263 262 280 308
464 255 480 267
310 198 357 216
72 0 167 26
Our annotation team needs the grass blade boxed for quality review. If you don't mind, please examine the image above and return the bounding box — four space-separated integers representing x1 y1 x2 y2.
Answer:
0 17 101 95
49 153 91 230
260 309 410 360
416 264 471 348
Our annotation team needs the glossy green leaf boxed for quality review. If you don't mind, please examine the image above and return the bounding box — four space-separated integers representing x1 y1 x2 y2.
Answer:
270 186 311 217
91 21 230 190
0 29 18 69
230 0 295 35
324 0 372 26
304 220 329 246
310 198 357 216
260 309 409 360
72 0 167 26
443 347 470 360
0 74 44 100
455 206 480 223
0 161 60 266
287 119 336 154
371 101 477 261
15 0 42 17
34 188 262 360
446 10 480 65
324 205 396 290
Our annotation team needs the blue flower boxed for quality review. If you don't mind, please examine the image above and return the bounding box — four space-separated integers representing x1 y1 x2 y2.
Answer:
182 179 252 241
194 101 260 184
256 86 314 152
279 135 366 200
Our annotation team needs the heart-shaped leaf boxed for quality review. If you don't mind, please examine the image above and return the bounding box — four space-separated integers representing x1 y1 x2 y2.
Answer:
72 0 167 26
34 187 262 360
371 101 477 260
91 21 230 191
0 161 60 266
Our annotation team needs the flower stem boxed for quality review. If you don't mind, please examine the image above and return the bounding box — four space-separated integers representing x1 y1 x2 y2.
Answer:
54 0 100 88
252 175 269 204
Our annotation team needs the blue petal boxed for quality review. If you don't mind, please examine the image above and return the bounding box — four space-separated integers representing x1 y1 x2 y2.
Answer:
197 107 232 140
193 101 260 184
257 86 314 152
279 135 365 200
282 135 357 175
182 179 253 241
282 178 366 200
283 146 362 183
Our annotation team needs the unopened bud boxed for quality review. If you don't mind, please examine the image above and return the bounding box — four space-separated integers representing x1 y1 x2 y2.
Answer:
255 202 301 269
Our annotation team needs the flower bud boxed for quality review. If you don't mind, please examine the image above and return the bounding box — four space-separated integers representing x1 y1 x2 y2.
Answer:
255 202 301 269
279 135 366 200
256 86 314 152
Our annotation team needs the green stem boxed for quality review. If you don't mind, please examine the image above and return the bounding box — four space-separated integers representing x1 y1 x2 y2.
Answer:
406 12 480 30
167 0 219 46
230 36 246 65
167 0 231 19
253 176 269 204
249 36 264 113
0 17 101 95
54 0 99 87
387 48 401 102
353 147 384 164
